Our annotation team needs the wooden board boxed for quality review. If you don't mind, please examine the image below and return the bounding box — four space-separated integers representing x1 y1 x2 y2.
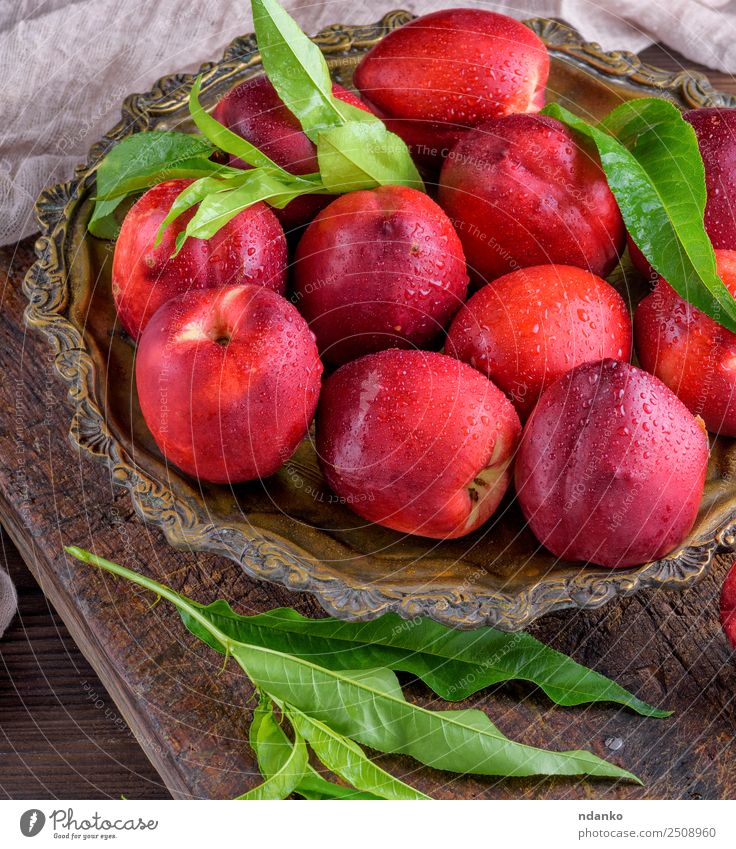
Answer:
2 232 736 800
0 527 168 799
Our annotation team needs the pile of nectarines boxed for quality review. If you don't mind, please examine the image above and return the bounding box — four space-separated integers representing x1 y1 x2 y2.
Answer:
111 8 736 574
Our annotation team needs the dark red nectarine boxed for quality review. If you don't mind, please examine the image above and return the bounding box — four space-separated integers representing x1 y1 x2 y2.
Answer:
316 349 521 539
684 108 736 251
635 249 736 436
446 264 632 419
292 185 468 366
515 360 708 569
112 179 286 340
135 284 322 483
438 114 626 283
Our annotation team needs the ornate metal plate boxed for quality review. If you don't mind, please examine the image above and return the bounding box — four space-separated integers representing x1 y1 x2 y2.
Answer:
23 11 736 630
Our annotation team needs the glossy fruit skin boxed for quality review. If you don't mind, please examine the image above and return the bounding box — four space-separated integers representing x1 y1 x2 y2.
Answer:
353 9 549 163
112 179 286 341
213 75 370 232
438 114 626 284
635 250 736 436
135 285 322 484
626 233 656 281
515 359 709 569
446 265 632 419
317 349 521 539
293 186 469 366
684 108 736 250
720 561 736 648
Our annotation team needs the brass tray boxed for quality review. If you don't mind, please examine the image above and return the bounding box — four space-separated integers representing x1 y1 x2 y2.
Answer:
23 10 736 630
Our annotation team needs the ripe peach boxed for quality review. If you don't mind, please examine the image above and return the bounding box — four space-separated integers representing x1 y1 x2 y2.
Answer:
438 114 626 284
721 561 736 648
515 360 708 569
292 185 469 366
213 75 371 231
135 284 322 483
353 9 549 163
684 108 736 251
634 249 736 436
446 265 632 419
112 179 286 340
316 349 521 539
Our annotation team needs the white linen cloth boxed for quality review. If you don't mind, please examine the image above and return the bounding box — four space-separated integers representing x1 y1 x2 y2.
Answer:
1 0 736 631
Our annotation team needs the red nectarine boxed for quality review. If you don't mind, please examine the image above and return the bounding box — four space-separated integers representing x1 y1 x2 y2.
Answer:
438 114 626 284
684 108 736 251
635 249 736 436
292 185 468 366
316 349 521 539
135 284 322 483
213 75 370 231
515 359 708 569
354 9 549 163
446 264 632 419
112 179 286 340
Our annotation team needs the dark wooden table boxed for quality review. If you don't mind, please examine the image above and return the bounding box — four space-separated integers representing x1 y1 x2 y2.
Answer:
1 43 735 801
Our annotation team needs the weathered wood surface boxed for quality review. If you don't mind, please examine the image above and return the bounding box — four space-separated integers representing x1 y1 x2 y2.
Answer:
1 44 735 800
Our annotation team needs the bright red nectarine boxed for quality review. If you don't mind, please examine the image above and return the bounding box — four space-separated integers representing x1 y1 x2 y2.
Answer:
354 9 549 163
316 349 521 539
135 284 322 483
446 264 632 418
112 179 286 340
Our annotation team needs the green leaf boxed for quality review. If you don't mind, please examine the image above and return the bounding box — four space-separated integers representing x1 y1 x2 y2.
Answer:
65 548 641 784
244 663 640 784
542 99 736 333
178 601 669 717
284 703 429 800
153 171 252 247
88 197 124 239
237 695 309 799
251 0 350 138
188 76 286 172
180 168 320 244
89 131 219 238
317 123 424 193
248 693 379 800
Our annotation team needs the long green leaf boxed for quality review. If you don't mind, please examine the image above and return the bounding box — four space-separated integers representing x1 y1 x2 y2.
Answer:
237 695 309 799
181 169 320 242
317 123 423 193
89 131 218 238
251 0 349 138
249 694 380 800
65 548 641 784
283 703 429 800
189 75 286 172
178 601 669 717
543 99 736 332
